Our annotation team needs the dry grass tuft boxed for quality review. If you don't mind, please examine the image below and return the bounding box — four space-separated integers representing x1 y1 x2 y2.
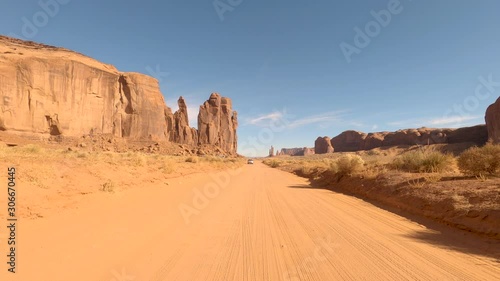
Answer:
458 143 500 176
391 148 456 173
185 156 199 163
100 180 115 193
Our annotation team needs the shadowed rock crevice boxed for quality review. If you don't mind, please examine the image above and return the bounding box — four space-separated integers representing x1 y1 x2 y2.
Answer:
173 96 198 145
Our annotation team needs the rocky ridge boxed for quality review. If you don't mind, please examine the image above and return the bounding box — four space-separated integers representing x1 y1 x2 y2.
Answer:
0 35 238 154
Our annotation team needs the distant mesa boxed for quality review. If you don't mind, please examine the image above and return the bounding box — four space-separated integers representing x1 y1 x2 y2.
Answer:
278 147 315 156
0 35 238 155
277 124 491 157
328 126 488 153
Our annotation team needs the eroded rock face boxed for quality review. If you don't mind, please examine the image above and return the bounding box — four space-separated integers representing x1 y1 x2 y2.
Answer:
304 147 315 156
486 97 500 143
447 125 488 145
118 74 174 140
173 96 197 145
330 131 367 152
198 93 238 154
314 136 334 154
330 126 488 152
0 36 239 154
279 147 314 156
0 35 173 141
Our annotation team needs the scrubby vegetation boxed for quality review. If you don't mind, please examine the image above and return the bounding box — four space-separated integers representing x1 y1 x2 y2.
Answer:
333 154 365 176
263 159 281 168
263 144 500 181
390 148 456 173
458 143 500 176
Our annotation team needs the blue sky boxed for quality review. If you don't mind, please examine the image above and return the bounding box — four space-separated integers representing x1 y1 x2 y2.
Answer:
1 0 500 156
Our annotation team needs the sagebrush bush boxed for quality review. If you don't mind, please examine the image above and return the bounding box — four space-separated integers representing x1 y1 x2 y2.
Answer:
267 159 281 168
391 149 455 173
334 154 365 176
458 144 500 176
22 144 43 154
185 156 199 163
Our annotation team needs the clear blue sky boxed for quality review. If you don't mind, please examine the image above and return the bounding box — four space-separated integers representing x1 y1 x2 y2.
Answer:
1 0 500 156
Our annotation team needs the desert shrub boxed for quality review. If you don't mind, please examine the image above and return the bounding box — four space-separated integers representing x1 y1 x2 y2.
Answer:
269 160 281 168
76 152 88 159
203 156 223 163
391 149 455 173
100 180 115 193
263 159 281 168
362 164 387 179
185 156 199 163
22 144 43 154
159 158 175 174
458 144 500 176
130 153 147 166
335 154 365 176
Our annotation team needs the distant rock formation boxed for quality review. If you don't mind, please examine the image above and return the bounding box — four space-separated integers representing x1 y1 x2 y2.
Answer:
173 97 197 145
330 125 488 152
269 146 275 157
330 131 366 152
486 97 500 144
304 147 315 156
0 35 238 154
314 136 334 154
198 93 238 154
279 147 315 156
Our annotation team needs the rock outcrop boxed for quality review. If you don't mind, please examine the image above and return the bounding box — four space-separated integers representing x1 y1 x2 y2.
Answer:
279 147 315 156
447 125 489 145
198 93 238 154
304 147 315 156
314 136 334 154
330 126 488 152
330 131 367 152
269 146 275 157
0 35 173 141
173 97 197 145
486 97 500 143
0 36 239 154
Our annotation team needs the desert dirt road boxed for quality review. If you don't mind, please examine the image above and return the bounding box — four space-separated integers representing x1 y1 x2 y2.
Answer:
3 161 500 281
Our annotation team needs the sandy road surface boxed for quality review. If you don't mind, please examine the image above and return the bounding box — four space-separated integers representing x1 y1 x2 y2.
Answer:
2 162 499 281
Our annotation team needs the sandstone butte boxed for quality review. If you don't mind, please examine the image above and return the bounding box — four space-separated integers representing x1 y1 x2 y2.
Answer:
486 96 500 144
278 147 315 156
325 125 489 153
279 124 493 155
0 35 238 154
